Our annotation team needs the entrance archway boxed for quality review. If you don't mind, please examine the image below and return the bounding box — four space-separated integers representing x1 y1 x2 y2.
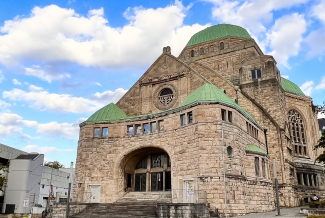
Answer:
123 147 171 192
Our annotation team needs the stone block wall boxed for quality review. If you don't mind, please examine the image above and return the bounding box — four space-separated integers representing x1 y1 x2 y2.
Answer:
157 203 210 218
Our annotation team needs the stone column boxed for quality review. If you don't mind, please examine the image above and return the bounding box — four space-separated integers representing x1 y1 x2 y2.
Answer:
147 155 151 192
305 174 310 186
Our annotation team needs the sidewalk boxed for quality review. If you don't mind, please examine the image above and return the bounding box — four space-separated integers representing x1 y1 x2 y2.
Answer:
232 207 306 218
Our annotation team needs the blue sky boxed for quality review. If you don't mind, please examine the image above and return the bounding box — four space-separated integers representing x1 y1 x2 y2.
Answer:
0 0 324 166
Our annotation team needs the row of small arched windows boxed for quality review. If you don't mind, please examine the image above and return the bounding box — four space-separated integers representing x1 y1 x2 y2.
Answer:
190 42 224 57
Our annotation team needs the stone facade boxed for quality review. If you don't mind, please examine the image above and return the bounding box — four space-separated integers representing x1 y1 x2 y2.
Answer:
74 24 325 216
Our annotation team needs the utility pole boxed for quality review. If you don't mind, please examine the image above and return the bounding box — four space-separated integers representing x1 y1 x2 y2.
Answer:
46 163 54 213
66 162 73 218
273 158 281 216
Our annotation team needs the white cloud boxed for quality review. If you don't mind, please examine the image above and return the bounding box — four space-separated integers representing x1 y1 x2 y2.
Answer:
312 0 325 25
205 0 308 34
91 88 127 104
22 144 74 154
94 82 102 86
265 13 306 68
3 88 104 113
0 99 11 110
0 3 207 68
25 66 70 83
0 112 85 139
28 85 44 91
0 70 4 83
305 29 325 58
315 76 325 90
282 75 289 79
300 81 314 96
12 79 22 85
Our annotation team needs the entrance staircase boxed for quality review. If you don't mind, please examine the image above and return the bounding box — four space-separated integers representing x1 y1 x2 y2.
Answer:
70 192 172 218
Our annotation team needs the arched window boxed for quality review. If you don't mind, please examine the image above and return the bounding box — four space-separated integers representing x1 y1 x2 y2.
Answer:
220 42 224 50
159 88 173 106
227 146 233 157
200 48 204 55
191 50 195 57
288 109 307 156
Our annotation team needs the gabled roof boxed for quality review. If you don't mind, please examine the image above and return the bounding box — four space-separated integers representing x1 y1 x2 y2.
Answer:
83 84 261 128
245 145 266 154
86 103 127 123
186 24 251 47
281 77 306 97
180 83 260 127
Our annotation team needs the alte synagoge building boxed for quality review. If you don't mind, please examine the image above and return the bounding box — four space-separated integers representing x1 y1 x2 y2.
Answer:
73 24 324 216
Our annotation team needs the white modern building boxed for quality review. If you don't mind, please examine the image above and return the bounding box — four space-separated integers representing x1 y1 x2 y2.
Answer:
0 143 27 211
2 153 75 214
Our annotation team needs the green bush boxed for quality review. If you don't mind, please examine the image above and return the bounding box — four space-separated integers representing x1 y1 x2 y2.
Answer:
309 201 325 208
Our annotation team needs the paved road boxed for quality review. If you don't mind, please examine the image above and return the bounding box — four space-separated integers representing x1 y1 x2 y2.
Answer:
232 207 307 218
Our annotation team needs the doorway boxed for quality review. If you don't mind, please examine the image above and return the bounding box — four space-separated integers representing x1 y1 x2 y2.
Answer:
89 184 101 203
4 204 15 214
151 172 163 191
135 174 146 192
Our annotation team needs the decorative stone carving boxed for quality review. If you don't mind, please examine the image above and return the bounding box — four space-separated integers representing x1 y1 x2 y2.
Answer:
153 83 178 110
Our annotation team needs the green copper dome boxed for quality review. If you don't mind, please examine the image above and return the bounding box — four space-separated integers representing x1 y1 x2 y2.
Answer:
186 24 251 47
86 103 127 123
180 83 259 126
281 77 306 97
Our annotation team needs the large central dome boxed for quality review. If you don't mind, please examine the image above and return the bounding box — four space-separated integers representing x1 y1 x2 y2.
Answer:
186 24 251 47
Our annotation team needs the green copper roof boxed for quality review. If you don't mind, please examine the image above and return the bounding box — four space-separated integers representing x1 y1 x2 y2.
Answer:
281 77 306 97
186 24 251 47
86 103 127 123
245 145 266 154
180 83 259 126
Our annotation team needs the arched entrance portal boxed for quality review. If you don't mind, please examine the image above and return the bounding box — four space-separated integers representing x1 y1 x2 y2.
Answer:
124 147 171 192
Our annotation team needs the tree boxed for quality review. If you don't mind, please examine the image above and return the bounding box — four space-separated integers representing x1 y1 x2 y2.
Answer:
44 161 64 169
0 163 9 192
314 102 325 163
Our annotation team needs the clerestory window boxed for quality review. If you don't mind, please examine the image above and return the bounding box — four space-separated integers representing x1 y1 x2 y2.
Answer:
220 42 224 50
251 69 262 79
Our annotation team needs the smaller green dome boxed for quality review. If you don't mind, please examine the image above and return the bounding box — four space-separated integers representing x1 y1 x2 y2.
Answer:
180 83 259 126
86 103 127 123
186 24 251 47
281 77 306 97
246 145 266 154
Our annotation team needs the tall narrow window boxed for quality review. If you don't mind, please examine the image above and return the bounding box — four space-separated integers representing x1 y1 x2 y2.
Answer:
227 146 233 157
135 124 141 135
150 122 156 133
221 109 226 121
255 157 260 177
295 145 298 154
299 146 302 155
251 70 256 79
220 42 224 50
191 50 195 57
127 125 133 135
143 123 149 134
228 111 232 123
180 114 186 126
188 112 193 124
200 48 204 55
94 128 100 137
314 175 317 186
303 147 307 156
158 120 164 132
210 45 214 52
227 62 228 68
151 153 164 168
257 69 261 78
297 173 301 185
262 159 266 178
102 127 108 137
